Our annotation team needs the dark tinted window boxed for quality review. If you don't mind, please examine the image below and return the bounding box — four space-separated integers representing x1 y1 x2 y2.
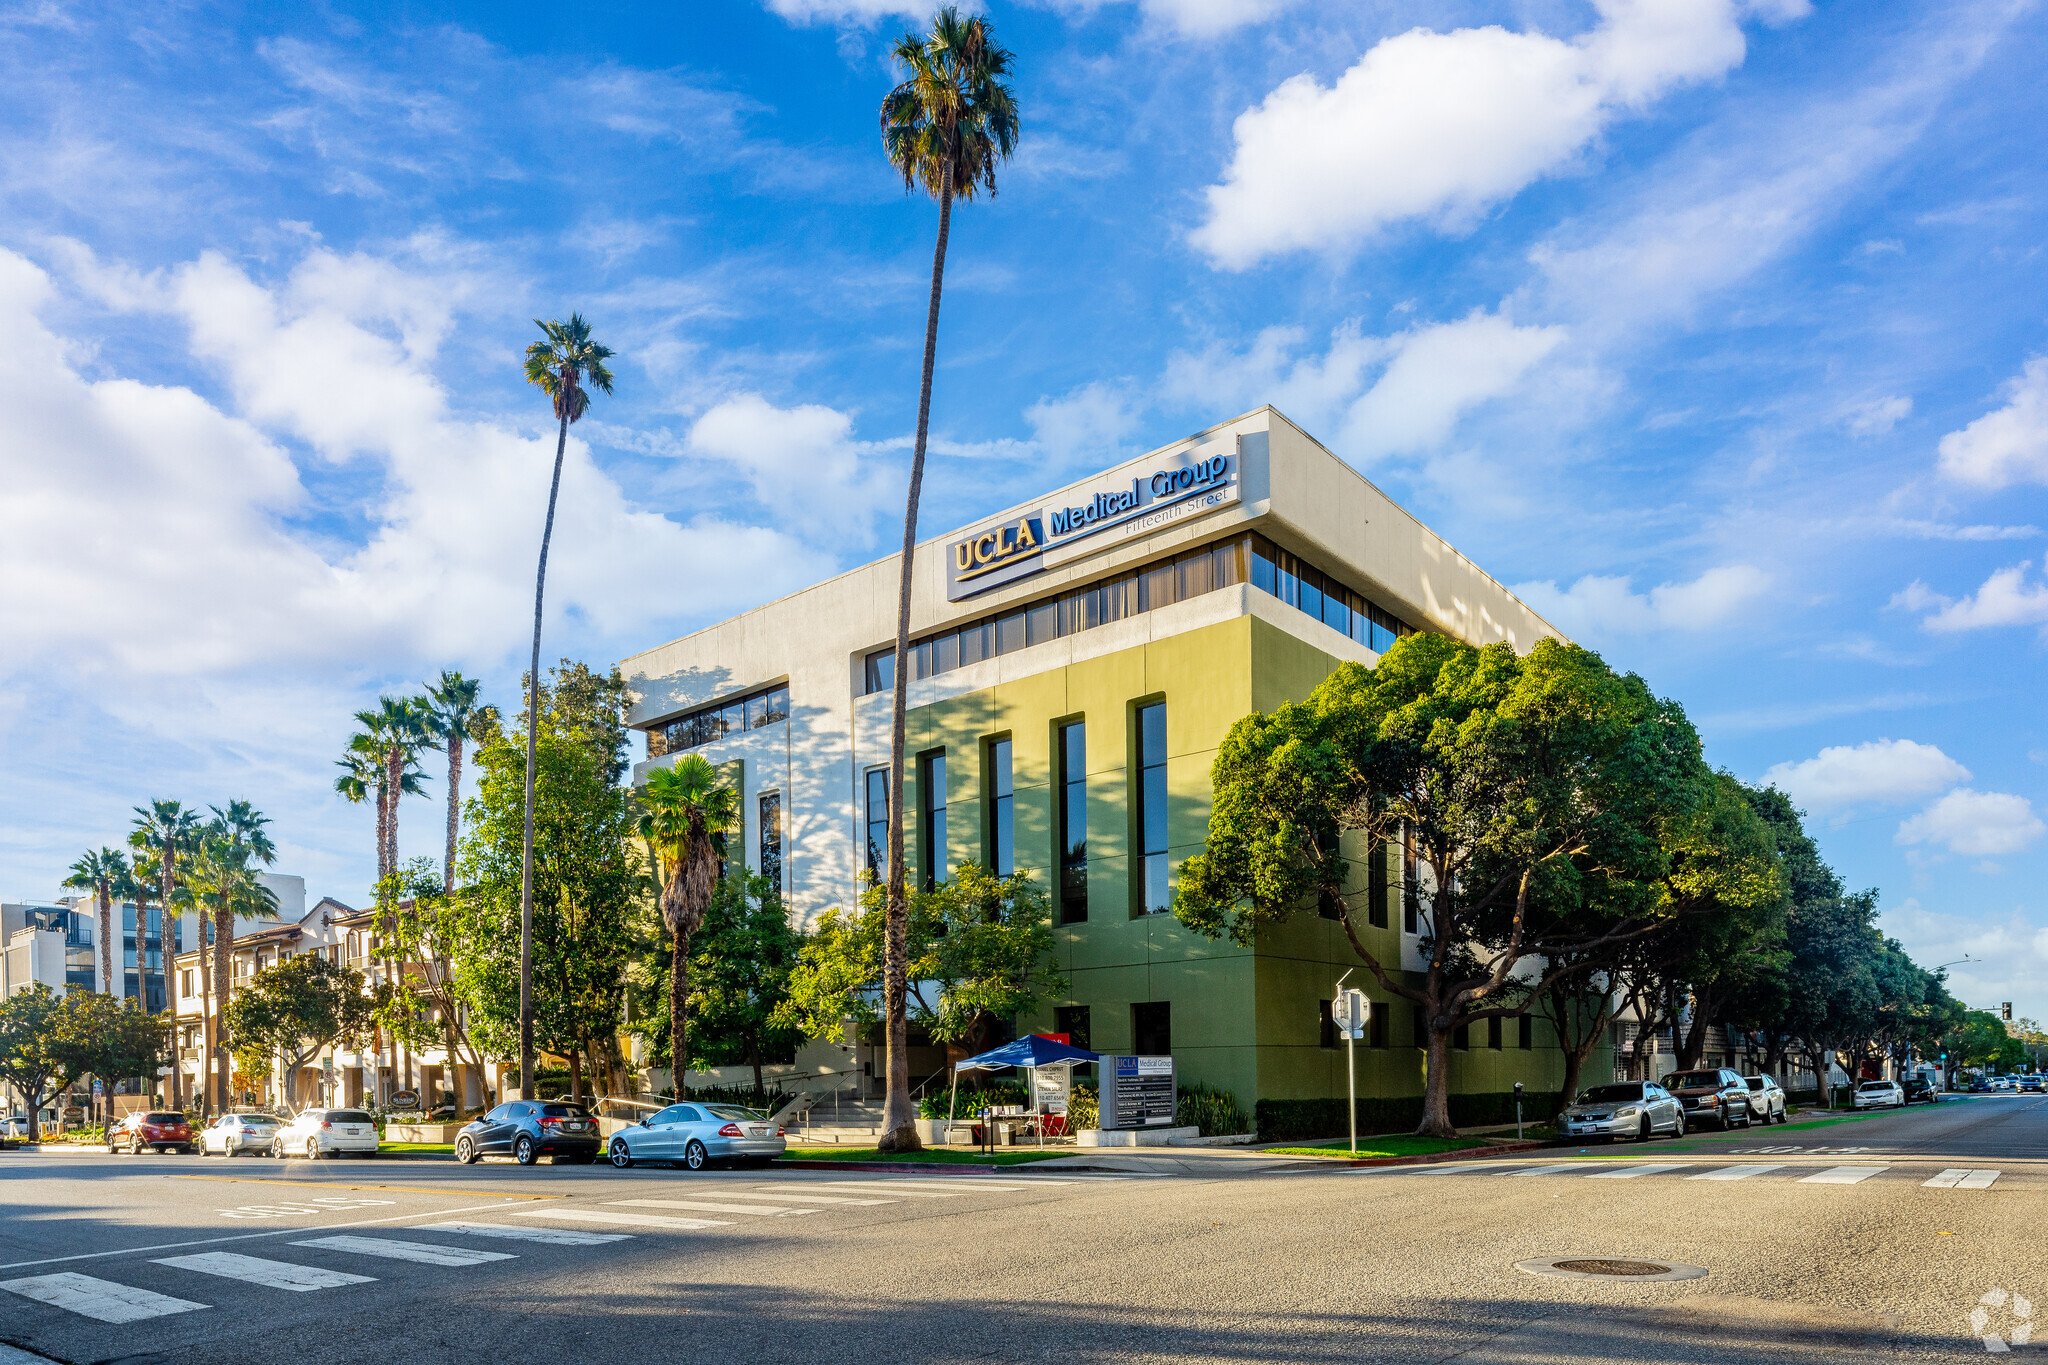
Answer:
1663 1072 1720 1090
540 1104 591 1118
144 1112 185 1123
328 1110 373 1123
1577 1085 1644 1103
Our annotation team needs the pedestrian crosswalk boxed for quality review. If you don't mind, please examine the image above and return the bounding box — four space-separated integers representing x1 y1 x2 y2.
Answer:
0 1175 1103 1326
1358 1160 2009 1188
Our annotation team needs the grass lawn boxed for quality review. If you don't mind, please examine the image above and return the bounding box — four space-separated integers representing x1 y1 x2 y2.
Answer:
782 1146 1069 1166
378 1142 455 1155
1261 1134 1496 1160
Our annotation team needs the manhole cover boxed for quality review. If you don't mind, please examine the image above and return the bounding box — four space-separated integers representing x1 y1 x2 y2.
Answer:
1515 1256 1709 1283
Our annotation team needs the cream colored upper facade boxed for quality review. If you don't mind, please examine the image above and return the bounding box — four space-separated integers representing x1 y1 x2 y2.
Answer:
620 405 1562 930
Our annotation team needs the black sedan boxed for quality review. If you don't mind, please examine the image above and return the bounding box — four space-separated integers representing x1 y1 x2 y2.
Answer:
454 1100 602 1166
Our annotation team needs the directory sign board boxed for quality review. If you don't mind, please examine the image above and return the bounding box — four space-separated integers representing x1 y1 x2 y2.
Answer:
1101 1054 1176 1128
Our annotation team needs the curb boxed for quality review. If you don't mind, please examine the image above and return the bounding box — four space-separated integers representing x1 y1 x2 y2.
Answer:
776 1158 1095 1174
1268 1139 1548 1170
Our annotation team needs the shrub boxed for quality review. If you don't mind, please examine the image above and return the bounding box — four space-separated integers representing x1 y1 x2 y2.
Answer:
920 1080 1028 1119
1066 1083 1098 1131
1253 1091 1559 1142
1176 1083 1248 1137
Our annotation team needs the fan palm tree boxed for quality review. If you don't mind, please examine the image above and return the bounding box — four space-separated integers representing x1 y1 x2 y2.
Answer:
519 313 615 1098
337 700 431 889
637 755 738 1096
131 799 202 1103
424 670 493 895
875 5 1018 1153
63 848 132 999
187 804 278 1114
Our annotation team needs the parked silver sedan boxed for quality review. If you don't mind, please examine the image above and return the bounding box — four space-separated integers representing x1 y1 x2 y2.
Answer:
606 1102 786 1171
202 1112 285 1157
1557 1081 1686 1142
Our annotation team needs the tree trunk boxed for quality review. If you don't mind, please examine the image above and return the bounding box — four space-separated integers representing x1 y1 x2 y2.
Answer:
520 410 570 1100
385 744 403 883
445 737 463 895
1417 1013 1456 1137
98 887 113 998
212 905 233 1112
669 925 690 1100
879 156 956 1157
196 915 213 1120
164 859 181 1111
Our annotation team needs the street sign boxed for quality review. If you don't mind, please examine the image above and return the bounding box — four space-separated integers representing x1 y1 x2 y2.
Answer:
1333 990 1371 1040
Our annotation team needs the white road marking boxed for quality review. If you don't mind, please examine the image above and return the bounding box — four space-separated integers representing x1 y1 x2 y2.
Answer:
1585 1165 1689 1179
511 1208 733 1231
724 1191 895 1205
1796 1166 1888 1185
1924 1169 1969 1188
809 1179 1033 1191
290 1236 515 1266
0 1272 208 1323
153 1251 375 1291
769 1183 968 1198
1498 1164 1608 1177
425 1222 630 1245
1356 1162 1515 1176
1954 1170 2001 1189
608 1199 817 1218
1686 1165 1785 1181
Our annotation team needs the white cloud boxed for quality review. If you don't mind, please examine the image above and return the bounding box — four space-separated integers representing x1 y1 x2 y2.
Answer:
686 393 899 539
1937 356 2048 488
1887 580 1951 613
1883 898 2048 1022
764 0 1287 36
1897 789 2046 859
758 0 923 24
1920 562 2048 634
1844 393 1911 437
1513 564 1771 638
1761 738 1970 814
1024 381 1144 462
1192 0 1801 267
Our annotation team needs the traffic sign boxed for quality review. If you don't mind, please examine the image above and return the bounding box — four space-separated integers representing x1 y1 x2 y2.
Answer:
1333 989 1371 1040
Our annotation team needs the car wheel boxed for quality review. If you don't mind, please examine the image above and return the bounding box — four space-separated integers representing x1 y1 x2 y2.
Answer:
514 1135 537 1166
1672 1113 1686 1139
270 1139 284 1159
307 1138 321 1160
1637 1117 1652 1143
455 1136 478 1165
683 1140 709 1172
608 1138 634 1169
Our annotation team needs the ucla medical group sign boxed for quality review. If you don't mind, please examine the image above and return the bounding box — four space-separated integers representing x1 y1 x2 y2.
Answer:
945 450 1238 601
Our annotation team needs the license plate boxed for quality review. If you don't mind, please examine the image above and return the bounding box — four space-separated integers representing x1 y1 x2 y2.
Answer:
748 1127 769 1137
344 1128 362 1135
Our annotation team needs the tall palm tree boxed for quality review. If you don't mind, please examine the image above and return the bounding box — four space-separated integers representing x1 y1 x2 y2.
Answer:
188 804 278 1114
519 314 615 1099
424 670 493 895
64 847 131 999
637 755 738 1097
337 700 430 890
131 799 202 1105
875 5 1018 1153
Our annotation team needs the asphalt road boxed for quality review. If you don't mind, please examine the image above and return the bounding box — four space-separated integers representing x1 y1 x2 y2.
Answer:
0 1095 2041 1364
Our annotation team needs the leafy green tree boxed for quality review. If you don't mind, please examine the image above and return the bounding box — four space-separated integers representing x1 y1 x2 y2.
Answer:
779 863 1064 1065
874 5 1020 1155
1175 634 1709 1137
224 954 377 1106
635 869 803 1096
518 315 616 1100
63 846 132 998
637 754 739 1096
1659 775 1789 1069
456 661 638 1102
0 987 164 1139
375 857 489 1111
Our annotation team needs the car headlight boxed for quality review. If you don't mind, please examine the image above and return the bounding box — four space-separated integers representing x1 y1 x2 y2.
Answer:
1613 1106 1640 1118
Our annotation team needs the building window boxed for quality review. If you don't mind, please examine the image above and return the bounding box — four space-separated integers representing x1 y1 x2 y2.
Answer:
1054 1005 1092 1052
759 791 783 897
1057 722 1086 924
1412 1005 1426 1050
986 738 1013 877
920 753 947 890
1370 1003 1388 1049
1488 1015 1503 1050
1319 1000 1336 1049
1136 702 1169 915
1132 1001 1171 1056
647 683 792 758
1454 1022 1470 1050
1368 835 1389 929
863 769 889 882
1519 1015 1534 1051
1402 822 1419 934
180 970 193 998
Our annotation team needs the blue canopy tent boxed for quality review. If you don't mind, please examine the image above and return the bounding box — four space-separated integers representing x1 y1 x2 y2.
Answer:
949 1036 1102 1143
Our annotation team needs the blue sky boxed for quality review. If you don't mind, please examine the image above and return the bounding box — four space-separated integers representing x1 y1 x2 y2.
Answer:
2 0 2043 1019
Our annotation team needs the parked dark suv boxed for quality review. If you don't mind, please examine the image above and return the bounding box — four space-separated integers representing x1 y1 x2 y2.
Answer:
454 1101 601 1166
1903 1075 1943 1104
1661 1068 1756 1130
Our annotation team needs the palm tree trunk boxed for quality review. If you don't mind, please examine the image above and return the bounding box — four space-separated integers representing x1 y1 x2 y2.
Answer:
197 916 213 1120
98 886 113 997
445 737 463 895
212 905 233 1112
879 157 955 1156
520 409 570 1100
670 926 689 1100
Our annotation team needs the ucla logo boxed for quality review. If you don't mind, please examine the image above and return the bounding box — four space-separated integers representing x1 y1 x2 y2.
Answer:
951 516 1044 583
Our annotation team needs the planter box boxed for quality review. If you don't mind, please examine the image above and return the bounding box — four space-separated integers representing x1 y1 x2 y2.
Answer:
384 1123 459 1143
1079 1126 1199 1147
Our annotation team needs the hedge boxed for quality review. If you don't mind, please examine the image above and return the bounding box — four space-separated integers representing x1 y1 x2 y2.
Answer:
1254 1091 1560 1142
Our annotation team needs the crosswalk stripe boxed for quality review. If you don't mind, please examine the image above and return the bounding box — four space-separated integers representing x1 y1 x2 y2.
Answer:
1924 1169 1969 1188
1958 1170 2000 1189
0 1272 208 1323
424 1222 631 1245
1359 1161 1515 1176
718 1191 894 1205
1498 1164 1606 1177
1796 1166 1887 1185
1686 1165 1785 1181
290 1236 516 1266
608 1199 817 1218
153 1252 375 1291
1586 1165 1689 1179
511 1208 733 1231
810 1179 1032 1191
768 1183 968 1198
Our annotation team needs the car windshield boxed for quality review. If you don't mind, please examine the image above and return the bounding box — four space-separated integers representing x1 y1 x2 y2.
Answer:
1576 1085 1644 1104
703 1105 767 1121
1664 1072 1721 1090
328 1110 373 1123
1857 1081 1891 1091
143 1113 185 1123
238 1115 279 1126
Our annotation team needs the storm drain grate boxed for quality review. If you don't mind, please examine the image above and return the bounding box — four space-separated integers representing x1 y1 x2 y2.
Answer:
1552 1259 1671 1276
1515 1256 1709 1283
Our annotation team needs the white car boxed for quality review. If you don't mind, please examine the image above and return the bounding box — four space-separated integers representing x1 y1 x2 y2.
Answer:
1851 1079 1905 1109
270 1108 380 1159
202 1112 286 1157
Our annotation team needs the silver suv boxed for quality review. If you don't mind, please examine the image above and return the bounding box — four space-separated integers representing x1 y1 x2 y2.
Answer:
1741 1074 1788 1124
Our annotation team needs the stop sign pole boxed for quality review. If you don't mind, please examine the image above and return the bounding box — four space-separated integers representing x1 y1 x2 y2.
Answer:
1333 971 1371 1155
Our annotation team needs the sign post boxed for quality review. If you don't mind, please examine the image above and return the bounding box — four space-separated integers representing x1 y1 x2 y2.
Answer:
1514 1080 1524 1142
1333 972 1370 1155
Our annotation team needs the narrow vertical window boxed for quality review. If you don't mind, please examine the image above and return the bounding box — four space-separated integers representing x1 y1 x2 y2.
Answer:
1519 1015 1534 1051
1401 821 1419 934
1058 722 1087 924
920 752 947 890
1136 702 1169 915
758 791 783 898
1488 1015 1503 1050
864 769 889 882
986 738 1013 877
1368 834 1389 929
